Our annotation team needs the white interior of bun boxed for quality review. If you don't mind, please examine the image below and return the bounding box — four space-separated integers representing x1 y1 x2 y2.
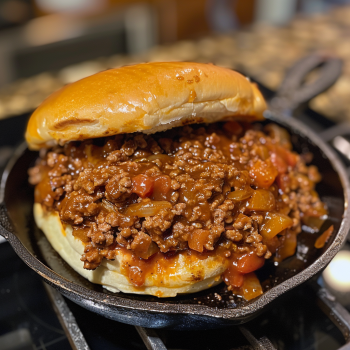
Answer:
33 203 225 297
142 99 251 135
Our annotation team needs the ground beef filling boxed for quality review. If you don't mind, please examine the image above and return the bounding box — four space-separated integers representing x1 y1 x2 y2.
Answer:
29 122 326 295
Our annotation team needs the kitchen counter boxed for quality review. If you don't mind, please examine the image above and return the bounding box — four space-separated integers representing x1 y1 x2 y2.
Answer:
0 5 350 122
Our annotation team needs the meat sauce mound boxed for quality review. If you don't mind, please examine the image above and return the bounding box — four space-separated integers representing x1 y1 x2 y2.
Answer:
29 122 326 299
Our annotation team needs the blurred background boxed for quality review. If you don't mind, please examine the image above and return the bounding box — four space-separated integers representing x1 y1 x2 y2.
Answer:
0 0 349 123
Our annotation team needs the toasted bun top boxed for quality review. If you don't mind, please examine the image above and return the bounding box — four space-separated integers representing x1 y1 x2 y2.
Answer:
25 62 266 150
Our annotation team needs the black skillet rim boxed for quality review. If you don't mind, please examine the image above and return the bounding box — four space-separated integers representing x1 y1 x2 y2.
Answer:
1 110 350 320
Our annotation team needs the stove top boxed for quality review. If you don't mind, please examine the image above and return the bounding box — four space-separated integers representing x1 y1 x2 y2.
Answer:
1 238 349 350
0 241 71 350
1 106 350 350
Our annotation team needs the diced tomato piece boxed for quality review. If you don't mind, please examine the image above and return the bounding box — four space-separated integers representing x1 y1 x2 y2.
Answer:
315 225 334 249
270 152 287 174
131 174 154 198
276 173 290 193
237 251 265 274
249 159 278 189
246 189 275 211
188 229 210 253
223 264 244 288
240 272 263 301
267 144 297 168
152 175 171 201
284 149 297 167
223 121 243 135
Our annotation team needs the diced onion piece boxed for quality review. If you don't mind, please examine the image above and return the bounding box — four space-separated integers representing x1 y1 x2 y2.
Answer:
227 187 254 201
124 200 172 217
264 236 281 255
102 199 117 212
260 212 293 240
135 240 159 260
246 189 275 211
279 205 290 216
188 229 210 253
237 251 265 274
134 158 148 163
257 145 269 160
72 226 90 243
142 241 160 259
249 159 278 189
102 199 134 227
84 144 98 164
302 215 326 231
304 203 328 218
315 225 334 249
240 272 263 301
275 231 297 262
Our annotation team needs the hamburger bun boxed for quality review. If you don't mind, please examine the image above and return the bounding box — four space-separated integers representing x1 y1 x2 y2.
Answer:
28 62 268 298
26 62 266 150
34 203 226 297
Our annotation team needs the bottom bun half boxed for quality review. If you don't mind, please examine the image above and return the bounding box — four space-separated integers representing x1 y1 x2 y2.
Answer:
34 203 227 297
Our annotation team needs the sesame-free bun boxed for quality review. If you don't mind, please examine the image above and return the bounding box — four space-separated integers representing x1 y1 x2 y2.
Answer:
26 62 266 150
34 203 227 297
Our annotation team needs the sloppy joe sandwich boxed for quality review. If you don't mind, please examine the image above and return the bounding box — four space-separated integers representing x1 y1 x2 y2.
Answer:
27 62 327 299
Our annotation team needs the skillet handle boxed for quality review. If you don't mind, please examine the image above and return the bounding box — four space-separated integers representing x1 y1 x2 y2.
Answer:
270 53 343 114
316 285 350 343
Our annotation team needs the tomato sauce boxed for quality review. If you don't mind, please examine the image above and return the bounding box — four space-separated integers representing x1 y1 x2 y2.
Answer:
30 121 326 299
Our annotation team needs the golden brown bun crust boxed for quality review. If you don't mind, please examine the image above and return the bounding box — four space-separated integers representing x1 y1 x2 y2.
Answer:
34 203 226 297
26 62 266 150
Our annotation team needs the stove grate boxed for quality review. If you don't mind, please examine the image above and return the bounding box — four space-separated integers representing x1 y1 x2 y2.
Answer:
45 282 350 350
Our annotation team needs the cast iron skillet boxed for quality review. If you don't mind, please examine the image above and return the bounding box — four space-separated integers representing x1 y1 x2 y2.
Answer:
0 55 349 330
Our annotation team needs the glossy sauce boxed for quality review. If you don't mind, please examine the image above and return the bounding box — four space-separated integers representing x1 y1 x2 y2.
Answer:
30 122 327 299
